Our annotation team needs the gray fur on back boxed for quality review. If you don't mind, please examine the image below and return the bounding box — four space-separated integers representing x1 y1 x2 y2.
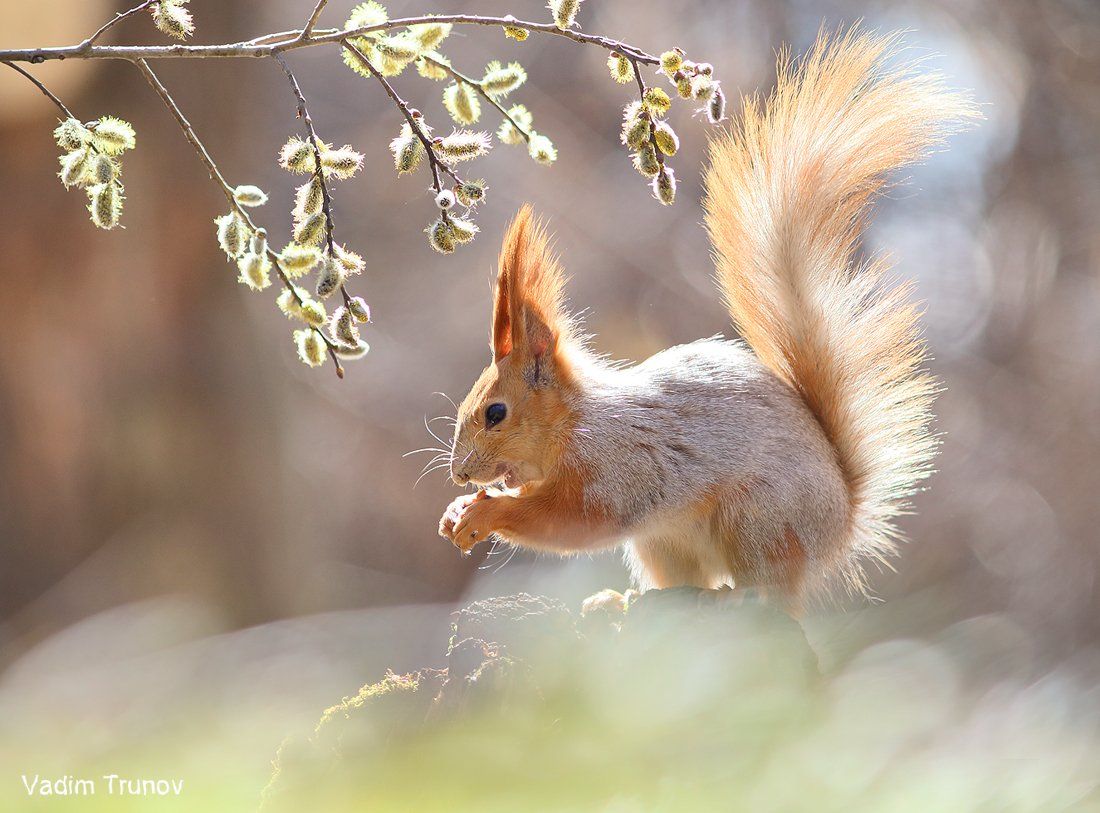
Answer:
563 338 850 590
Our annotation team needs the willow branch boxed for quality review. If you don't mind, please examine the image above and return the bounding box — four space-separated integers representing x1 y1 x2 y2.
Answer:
3 62 76 119
0 14 661 64
421 54 532 145
134 58 344 377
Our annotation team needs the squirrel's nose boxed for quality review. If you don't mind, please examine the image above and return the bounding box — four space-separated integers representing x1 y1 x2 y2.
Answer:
451 467 469 486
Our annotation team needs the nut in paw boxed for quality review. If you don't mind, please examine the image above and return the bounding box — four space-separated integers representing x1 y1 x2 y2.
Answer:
439 490 492 555
450 499 497 555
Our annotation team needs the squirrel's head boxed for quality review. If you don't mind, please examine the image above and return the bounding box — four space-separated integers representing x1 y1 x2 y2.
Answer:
450 206 577 489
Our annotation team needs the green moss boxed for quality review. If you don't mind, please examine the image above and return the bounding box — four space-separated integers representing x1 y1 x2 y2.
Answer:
315 670 422 735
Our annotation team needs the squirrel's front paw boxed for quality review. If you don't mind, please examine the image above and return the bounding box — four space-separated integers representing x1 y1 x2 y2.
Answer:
438 491 491 554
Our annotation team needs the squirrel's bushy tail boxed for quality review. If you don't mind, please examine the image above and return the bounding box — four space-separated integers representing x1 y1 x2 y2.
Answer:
703 28 976 593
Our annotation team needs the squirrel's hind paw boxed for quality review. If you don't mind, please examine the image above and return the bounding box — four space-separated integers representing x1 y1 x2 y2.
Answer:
580 588 639 617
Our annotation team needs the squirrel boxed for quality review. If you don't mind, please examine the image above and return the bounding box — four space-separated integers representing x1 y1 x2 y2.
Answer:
438 28 976 607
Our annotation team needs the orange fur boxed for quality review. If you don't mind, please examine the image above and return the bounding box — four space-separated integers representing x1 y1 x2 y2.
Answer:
444 208 617 551
704 28 978 592
447 449 618 554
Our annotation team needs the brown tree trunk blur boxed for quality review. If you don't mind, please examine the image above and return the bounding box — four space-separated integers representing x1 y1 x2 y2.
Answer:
0 1 289 652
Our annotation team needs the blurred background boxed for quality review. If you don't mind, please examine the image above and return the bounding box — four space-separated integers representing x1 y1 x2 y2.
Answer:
1 0 1099 809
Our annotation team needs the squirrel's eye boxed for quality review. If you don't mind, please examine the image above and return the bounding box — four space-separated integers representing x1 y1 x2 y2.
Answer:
485 403 507 427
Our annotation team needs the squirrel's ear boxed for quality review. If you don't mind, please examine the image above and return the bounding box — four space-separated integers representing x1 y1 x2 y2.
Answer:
491 261 513 361
495 205 569 364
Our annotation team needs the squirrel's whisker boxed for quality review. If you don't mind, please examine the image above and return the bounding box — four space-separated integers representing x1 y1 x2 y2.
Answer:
403 446 449 458
433 392 459 413
423 415 451 447
418 454 450 475
492 543 520 573
414 462 452 488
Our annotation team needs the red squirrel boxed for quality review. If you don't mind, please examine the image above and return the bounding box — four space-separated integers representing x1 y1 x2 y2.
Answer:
438 29 976 606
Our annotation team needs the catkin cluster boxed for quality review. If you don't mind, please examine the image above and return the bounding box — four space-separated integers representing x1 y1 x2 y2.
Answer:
213 147 372 369
618 49 724 205
29 0 723 373
54 116 136 229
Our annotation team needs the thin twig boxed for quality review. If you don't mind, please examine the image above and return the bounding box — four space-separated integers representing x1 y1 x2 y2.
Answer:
421 54 532 144
273 53 336 254
0 14 661 64
134 58 344 377
342 40 456 201
135 60 234 200
631 58 649 106
273 52 351 305
301 0 329 41
629 56 666 173
3 62 76 119
80 0 159 50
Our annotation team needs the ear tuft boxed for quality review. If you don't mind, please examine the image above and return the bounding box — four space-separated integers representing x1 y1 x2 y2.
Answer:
491 205 571 363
